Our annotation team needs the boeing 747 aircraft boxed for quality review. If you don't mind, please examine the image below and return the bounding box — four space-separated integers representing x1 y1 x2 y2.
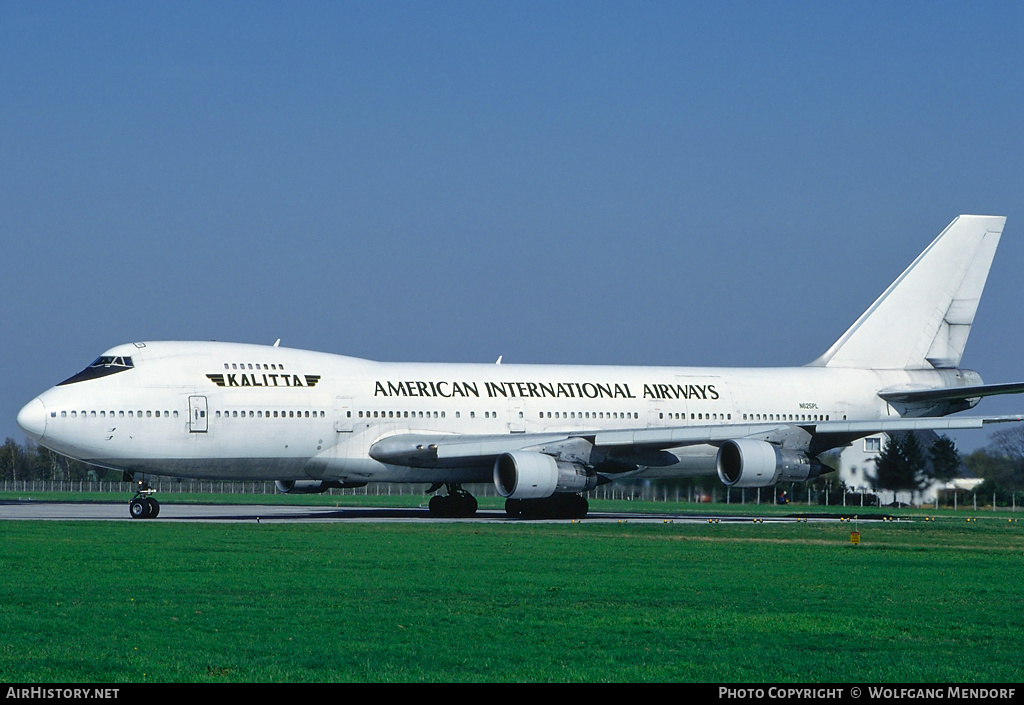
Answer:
17 215 1024 519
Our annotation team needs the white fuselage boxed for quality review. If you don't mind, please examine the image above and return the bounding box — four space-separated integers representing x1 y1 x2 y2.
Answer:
18 340 956 485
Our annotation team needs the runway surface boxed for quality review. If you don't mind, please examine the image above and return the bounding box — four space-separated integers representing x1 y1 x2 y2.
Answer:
0 499 888 524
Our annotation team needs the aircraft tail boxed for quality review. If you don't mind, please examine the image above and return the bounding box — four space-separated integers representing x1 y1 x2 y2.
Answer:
809 215 1006 370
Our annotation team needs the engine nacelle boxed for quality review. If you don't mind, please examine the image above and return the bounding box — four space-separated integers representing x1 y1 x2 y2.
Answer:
493 451 596 499
716 439 822 488
275 480 354 494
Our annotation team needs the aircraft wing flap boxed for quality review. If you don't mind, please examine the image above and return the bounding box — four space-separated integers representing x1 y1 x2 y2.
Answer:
592 424 787 449
812 414 1023 434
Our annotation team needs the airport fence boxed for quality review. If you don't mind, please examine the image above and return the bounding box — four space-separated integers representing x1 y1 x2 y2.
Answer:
0 478 1019 510
0 478 806 502
1 478 670 501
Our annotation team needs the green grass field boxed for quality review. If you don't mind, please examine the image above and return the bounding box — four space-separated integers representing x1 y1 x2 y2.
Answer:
2 506 1023 682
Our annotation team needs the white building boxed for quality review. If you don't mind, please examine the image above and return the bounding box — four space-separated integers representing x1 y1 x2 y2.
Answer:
836 432 982 506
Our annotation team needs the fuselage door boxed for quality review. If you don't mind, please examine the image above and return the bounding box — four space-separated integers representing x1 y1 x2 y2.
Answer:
508 403 526 433
189 396 209 433
334 397 354 433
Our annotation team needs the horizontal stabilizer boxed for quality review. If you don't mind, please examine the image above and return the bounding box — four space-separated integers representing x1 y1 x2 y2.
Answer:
879 382 1024 405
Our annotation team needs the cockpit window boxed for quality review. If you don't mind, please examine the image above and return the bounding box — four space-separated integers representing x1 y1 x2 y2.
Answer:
89 356 134 368
58 355 136 386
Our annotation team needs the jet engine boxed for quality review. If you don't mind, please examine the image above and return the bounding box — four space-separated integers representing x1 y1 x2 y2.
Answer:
493 451 597 499
715 439 822 488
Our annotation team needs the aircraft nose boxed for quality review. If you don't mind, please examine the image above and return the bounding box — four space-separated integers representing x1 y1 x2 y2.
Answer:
17 398 47 442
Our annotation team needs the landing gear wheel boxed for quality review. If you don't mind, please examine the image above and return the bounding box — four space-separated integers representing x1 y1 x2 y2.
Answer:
427 484 478 518
566 494 588 519
130 498 148 519
504 494 589 519
129 482 160 519
504 498 522 518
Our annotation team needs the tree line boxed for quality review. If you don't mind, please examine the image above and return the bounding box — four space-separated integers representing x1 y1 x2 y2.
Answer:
871 432 959 499
961 426 1024 503
0 438 121 483
870 427 1024 504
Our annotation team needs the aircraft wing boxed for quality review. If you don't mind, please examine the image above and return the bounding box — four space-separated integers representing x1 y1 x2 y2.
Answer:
368 427 793 469
592 414 1022 448
368 414 1024 471
369 432 575 468
809 414 1023 434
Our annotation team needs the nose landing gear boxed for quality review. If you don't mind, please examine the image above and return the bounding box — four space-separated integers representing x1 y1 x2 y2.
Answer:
129 481 160 519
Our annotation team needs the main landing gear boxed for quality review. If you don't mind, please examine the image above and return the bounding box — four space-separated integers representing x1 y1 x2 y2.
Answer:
504 494 589 519
129 481 160 519
424 484 591 519
427 483 479 518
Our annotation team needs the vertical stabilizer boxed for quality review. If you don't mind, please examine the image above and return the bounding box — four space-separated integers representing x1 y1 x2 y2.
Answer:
809 215 1005 370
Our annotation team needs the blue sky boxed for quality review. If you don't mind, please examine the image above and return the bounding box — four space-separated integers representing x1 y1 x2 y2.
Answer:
3 1 1024 451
